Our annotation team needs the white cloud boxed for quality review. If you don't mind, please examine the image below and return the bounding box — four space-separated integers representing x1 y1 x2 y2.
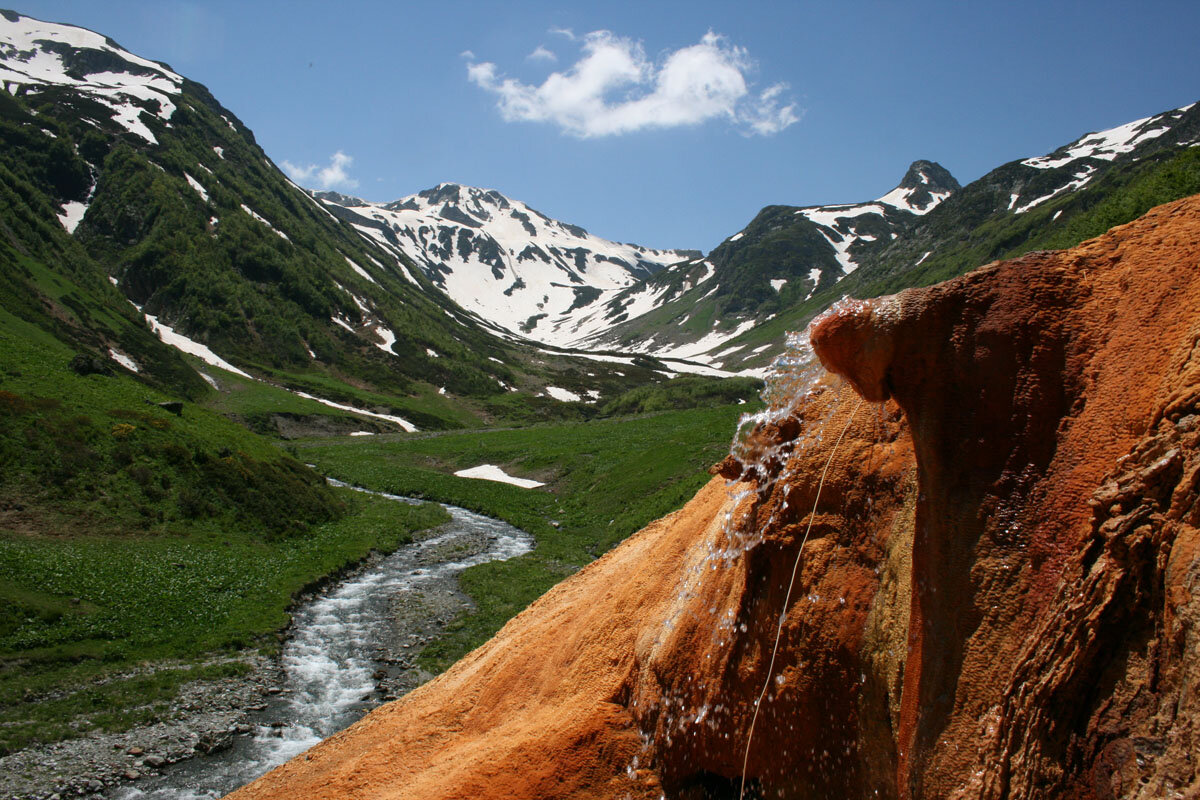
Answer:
548 26 576 41
467 30 799 138
460 49 476 60
527 45 557 63
282 151 359 191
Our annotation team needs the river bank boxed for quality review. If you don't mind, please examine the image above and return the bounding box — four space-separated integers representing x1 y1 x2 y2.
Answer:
0 490 530 800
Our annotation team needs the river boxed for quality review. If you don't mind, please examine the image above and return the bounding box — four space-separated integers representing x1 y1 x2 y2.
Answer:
112 481 532 799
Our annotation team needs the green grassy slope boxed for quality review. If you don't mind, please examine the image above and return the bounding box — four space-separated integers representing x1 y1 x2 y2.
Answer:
297 401 756 671
0 292 452 754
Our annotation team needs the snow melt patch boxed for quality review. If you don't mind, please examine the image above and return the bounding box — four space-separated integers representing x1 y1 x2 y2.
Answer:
57 200 87 233
343 256 377 284
108 348 139 372
240 204 289 240
544 386 582 402
212 146 224 159
1014 165 1096 214
658 360 741 378
144 313 253 379
453 464 544 489
728 232 744 242
374 325 397 354
1022 111 1175 169
877 186 950 215
769 279 787 292
184 172 209 202
292 391 417 432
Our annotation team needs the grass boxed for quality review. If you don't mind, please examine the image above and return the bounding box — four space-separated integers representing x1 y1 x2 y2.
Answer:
296 401 755 672
0 308 452 753
0 488 449 754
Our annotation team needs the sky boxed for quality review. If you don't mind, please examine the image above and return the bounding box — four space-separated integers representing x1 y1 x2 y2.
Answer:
15 1 1200 252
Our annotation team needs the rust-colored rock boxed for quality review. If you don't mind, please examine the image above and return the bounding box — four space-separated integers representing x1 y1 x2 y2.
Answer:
229 195 1200 799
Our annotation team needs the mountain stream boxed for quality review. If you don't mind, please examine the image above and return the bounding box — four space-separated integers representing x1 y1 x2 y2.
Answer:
113 481 532 800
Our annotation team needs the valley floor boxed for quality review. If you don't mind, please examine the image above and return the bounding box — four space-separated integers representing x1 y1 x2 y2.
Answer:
1 513 494 800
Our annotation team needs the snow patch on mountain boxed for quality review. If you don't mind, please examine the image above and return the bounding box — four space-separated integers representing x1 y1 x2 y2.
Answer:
343 256 376 284
877 184 951 215
57 200 88 233
292 390 417 432
544 386 582 402
107 348 139 372
0 11 183 144
1021 108 1181 169
315 183 695 348
1014 165 1097 213
373 325 397 354
185 173 209 202
240 203 288 240
144 312 252 379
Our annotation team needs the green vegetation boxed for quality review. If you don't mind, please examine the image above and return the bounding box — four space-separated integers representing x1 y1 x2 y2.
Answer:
600 375 761 416
0 492 448 754
297 401 755 672
860 144 1200 294
0 304 339 535
0 73 535 433
0 307 450 753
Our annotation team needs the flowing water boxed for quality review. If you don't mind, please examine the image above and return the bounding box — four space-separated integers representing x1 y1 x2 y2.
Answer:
114 481 533 800
624 324 859 798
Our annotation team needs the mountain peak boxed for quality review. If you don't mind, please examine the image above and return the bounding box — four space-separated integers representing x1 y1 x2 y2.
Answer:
877 160 959 215
315 184 696 347
898 160 961 194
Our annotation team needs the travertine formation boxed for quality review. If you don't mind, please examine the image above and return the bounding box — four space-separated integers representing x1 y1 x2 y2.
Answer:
230 195 1200 799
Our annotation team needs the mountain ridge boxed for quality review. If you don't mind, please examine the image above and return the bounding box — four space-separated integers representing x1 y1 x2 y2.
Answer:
586 100 1200 374
313 182 700 348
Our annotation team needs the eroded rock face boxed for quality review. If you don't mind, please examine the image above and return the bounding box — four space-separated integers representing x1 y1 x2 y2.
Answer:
811 196 1200 798
228 196 1200 800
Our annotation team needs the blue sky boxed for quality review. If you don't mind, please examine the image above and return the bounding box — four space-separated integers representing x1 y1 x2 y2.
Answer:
16 1 1200 252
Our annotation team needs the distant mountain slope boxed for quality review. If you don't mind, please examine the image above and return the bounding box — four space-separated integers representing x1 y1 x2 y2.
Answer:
846 101 1200 295
582 160 960 367
314 184 698 347
0 10 650 429
592 101 1200 374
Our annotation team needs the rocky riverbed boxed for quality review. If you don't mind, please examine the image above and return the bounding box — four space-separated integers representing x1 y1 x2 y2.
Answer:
0 494 529 800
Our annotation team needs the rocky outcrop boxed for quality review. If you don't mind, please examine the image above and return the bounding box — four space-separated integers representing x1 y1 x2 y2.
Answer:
228 195 1200 799
812 195 1200 798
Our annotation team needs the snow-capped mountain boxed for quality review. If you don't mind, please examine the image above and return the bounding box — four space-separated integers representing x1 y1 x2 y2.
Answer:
575 161 960 365
314 184 699 348
0 10 184 144
583 100 1200 374
0 9 604 430
1006 102 1198 212
782 159 960 280
3 7 1199 404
